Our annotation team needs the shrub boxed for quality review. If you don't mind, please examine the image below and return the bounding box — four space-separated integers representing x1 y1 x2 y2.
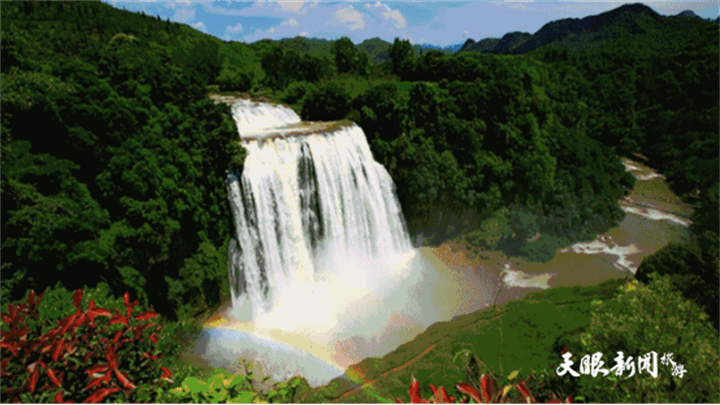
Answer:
396 348 574 404
552 276 720 403
217 66 253 93
0 288 171 403
634 231 719 330
301 81 351 121
169 360 304 404
283 81 314 106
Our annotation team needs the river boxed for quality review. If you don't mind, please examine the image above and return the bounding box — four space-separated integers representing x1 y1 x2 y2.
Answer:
421 155 692 313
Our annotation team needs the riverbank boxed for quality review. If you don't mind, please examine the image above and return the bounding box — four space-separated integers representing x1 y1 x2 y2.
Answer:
419 157 691 310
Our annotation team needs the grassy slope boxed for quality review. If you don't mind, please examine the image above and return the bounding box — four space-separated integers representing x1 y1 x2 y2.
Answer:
296 278 625 403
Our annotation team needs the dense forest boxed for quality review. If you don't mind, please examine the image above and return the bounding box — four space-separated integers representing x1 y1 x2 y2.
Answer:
2 1 245 320
1 1 718 403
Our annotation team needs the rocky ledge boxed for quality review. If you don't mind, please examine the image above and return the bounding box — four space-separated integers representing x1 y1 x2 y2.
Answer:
208 93 282 107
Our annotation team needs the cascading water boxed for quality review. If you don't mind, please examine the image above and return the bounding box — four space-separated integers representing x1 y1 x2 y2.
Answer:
230 99 302 135
199 98 469 387
227 122 414 321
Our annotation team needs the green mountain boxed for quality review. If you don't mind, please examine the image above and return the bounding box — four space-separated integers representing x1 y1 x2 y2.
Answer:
267 36 451 66
460 3 718 55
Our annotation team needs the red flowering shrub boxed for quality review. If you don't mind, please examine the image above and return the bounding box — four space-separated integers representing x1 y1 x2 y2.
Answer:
396 374 573 404
396 351 573 404
0 289 172 403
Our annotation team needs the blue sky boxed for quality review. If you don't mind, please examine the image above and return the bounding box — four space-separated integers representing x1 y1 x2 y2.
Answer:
102 1 719 48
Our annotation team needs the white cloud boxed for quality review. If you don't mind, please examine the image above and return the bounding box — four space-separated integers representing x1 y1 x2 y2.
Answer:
226 22 244 34
164 1 192 9
365 2 406 29
201 3 250 17
281 18 300 28
463 30 469 37
192 21 207 33
276 1 305 14
329 6 365 30
383 7 406 29
300 31 309 36
172 7 194 22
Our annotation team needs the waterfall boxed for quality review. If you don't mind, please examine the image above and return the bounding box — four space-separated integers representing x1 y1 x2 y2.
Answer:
226 100 414 333
207 99 485 385
231 99 302 136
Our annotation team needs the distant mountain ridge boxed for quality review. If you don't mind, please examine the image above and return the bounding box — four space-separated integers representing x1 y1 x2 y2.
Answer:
263 3 716 64
460 3 718 55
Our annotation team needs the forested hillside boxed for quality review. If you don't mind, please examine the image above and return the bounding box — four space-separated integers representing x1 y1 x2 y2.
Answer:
460 3 718 55
1 1 245 320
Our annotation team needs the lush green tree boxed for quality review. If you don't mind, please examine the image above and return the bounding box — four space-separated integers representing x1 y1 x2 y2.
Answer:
260 46 285 89
282 81 316 107
634 231 719 330
354 49 369 76
331 36 357 74
690 183 719 238
217 66 253 92
389 38 413 77
406 83 445 146
298 52 325 82
557 275 719 403
301 80 351 121
351 83 402 144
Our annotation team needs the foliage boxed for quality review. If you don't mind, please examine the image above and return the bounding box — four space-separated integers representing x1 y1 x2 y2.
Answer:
554 276 720 403
389 38 414 77
282 81 316 107
689 182 719 238
526 23 718 237
169 361 304 404
397 368 574 403
217 66 253 93
351 52 631 246
634 231 719 330
301 81 351 121
260 46 329 90
0 288 171 403
332 36 368 76
1 1 244 320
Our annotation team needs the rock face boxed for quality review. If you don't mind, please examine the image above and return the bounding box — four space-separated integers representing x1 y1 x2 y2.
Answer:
208 93 277 106
227 238 246 297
